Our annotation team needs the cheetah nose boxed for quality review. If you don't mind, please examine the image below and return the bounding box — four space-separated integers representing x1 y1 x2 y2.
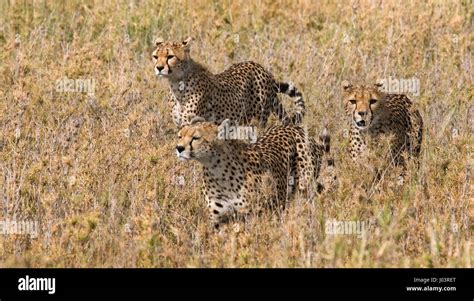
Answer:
176 145 185 153
358 111 367 117
156 66 164 72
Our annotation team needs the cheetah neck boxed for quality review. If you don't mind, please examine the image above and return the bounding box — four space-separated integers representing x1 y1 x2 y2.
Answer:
200 145 246 191
168 59 210 85
199 143 245 170
167 60 212 108
369 102 393 131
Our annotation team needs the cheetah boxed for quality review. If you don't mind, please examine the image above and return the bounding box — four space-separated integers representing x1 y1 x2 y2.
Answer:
152 37 305 128
342 80 423 182
175 117 331 228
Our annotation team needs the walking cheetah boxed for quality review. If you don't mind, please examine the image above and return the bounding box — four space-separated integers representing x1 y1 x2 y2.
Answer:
342 80 423 181
152 37 305 128
175 117 330 228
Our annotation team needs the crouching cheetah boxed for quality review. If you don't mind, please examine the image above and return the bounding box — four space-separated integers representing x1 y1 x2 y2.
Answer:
176 117 330 228
152 37 305 128
342 80 423 181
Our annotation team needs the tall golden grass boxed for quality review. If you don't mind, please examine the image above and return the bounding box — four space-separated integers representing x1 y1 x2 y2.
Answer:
0 0 472 267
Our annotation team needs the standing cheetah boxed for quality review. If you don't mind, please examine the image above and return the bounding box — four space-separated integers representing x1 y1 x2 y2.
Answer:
152 37 305 128
342 80 423 181
175 117 330 228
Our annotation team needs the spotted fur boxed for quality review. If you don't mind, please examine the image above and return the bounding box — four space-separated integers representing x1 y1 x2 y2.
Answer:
152 37 305 128
176 118 330 228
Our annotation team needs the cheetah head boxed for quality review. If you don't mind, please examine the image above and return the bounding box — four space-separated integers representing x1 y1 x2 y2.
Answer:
152 37 193 79
176 117 224 162
342 80 385 130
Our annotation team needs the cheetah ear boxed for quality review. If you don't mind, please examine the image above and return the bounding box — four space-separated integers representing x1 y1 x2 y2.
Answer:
154 37 164 47
182 37 193 51
374 80 385 90
342 80 352 91
190 116 206 125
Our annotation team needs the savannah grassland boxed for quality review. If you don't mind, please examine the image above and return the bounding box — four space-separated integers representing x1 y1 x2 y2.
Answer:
0 0 472 268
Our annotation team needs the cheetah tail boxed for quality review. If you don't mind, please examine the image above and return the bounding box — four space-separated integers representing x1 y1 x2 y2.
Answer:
319 128 334 167
316 127 337 193
277 82 306 125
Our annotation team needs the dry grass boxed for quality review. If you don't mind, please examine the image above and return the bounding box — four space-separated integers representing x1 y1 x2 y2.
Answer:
0 0 472 267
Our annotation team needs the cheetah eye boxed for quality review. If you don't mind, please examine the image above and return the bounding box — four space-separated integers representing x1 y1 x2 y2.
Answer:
370 99 377 105
192 136 200 141
349 99 357 105
152 55 158 60
167 55 175 60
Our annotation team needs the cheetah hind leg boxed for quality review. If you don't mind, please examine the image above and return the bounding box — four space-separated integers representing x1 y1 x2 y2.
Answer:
212 207 248 232
296 164 316 200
